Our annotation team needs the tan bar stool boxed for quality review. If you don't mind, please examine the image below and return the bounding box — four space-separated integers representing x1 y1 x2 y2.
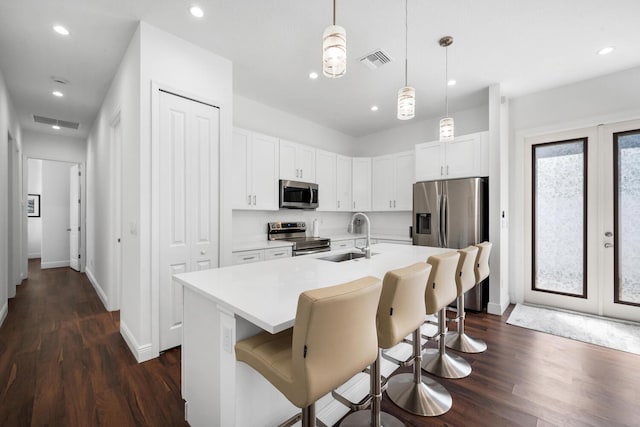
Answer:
235 276 382 427
384 263 453 417
421 251 472 379
339 263 446 424
474 241 492 286
445 245 487 353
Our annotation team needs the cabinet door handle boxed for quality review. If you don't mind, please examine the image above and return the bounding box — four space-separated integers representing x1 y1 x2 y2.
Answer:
243 256 255 261
253 195 256 205
247 195 251 205
447 165 449 175
337 200 340 209
353 201 356 209
300 169 303 179
389 200 392 208
441 166 444 176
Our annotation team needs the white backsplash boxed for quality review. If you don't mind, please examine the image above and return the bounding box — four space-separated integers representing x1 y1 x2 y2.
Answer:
232 210 412 243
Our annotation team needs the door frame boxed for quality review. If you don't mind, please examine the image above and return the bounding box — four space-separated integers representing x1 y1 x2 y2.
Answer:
598 119 640 322
523 126 600 314
150 81 226 358
110 111 123 310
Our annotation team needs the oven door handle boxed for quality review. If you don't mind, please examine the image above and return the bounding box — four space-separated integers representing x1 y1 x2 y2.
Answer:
294 247 331 256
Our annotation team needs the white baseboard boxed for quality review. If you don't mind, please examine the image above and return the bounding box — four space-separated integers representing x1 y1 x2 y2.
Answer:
120 320 156 363
40 260 70 269
0 301 7 327
28 253 41 259
487 300 510 315
85 267 109 311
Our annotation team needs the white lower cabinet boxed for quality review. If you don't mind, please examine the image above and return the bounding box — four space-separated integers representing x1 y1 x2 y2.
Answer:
232 247 292 265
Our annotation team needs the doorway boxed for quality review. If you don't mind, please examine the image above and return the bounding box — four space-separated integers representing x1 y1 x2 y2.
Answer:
26 158 82 271
524 119 640 322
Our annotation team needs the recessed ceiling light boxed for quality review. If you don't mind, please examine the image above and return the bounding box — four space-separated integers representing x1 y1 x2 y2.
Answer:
190 6 204 18
53 25 70 36
597 46 615 55
447 79 457 86
371 105 379 112
309 72 319 80
52 91 64 97
52 125 61 130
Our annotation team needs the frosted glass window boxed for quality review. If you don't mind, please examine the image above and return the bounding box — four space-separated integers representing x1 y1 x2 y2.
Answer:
615 130 640 305
533 139 586 297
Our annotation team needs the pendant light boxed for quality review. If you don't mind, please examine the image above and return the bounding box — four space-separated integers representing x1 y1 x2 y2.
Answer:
323 0 347 78
439 36 454 141
397 0 415 120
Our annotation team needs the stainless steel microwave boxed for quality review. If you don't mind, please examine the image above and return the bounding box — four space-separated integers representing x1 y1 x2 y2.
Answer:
279 180 318 209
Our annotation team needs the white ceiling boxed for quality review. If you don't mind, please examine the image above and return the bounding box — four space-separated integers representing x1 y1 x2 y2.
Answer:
0 0 639 139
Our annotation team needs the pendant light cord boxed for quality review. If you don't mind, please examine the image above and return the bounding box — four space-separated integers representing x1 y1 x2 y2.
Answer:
404 0 408 86
445 45 449 116
333 0 336 25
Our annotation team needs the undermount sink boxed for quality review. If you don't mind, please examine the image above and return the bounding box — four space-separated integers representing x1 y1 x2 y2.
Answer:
318 251 378 262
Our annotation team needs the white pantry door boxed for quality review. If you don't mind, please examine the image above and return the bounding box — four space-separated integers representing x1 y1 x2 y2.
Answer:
69 164 81 272
159 90 220 351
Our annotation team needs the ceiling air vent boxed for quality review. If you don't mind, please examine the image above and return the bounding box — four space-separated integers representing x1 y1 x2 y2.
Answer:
33 115 80 130
359 49 392 69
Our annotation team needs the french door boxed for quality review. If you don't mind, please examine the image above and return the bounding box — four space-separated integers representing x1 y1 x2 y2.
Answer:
524 119 640 322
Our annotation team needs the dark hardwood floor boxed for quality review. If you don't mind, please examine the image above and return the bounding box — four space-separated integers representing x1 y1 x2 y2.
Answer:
1 260 639 426
0 259 187 426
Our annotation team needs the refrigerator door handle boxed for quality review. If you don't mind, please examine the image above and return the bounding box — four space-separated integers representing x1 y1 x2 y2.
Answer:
438 193 445 248
442 194 448 248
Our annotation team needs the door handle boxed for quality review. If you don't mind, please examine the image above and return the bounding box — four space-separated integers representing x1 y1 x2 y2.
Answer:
604 231 613 237
604 243 614 248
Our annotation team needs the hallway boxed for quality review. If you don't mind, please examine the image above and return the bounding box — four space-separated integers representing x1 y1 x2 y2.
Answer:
0 260 187 426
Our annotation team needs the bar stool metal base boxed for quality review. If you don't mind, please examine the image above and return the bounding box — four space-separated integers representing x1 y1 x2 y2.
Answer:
445 331 487 353
421 349 471 379
386 373 452 417
339 408 405 427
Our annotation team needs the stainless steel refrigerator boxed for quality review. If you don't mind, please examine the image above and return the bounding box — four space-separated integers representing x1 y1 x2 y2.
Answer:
413 177 489 310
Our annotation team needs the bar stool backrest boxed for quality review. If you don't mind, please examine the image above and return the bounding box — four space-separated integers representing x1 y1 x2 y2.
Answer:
474 241 492 284
425 251 460 315
291 276 382 408
457 246 479 294
377 262 431 349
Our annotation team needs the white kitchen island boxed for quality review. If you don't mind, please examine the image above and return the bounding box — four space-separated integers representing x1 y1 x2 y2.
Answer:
174 243 449 427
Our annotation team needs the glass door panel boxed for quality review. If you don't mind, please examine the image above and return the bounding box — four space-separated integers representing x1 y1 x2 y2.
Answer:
532 139 587 297
614 130 640 306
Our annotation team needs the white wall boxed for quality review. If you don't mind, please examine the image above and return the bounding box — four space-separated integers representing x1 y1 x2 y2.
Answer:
233 94 357 155
86 24 140 338
0 67 22 327
27 158 42 258
40 160 72 269
353 101 489 156
508 66 640 304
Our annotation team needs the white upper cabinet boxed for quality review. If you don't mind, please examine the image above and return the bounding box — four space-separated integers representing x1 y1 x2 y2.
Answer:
352 157 372 211
315 149 337 211
372 151 414 211
279 139 316 182
415 131 489 182
232 128 279 210
336 155 353 212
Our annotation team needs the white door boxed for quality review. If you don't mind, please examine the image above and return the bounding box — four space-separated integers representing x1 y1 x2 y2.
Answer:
69 164 80 272
599 120 640 321
159 91 220 351
524 122 640 322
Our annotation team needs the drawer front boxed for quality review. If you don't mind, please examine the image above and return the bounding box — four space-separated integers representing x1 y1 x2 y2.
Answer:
331 239 354 250
265 247 292 260
232 250 264 265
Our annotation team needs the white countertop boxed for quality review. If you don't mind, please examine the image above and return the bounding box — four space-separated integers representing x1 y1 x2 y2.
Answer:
174 243 449 334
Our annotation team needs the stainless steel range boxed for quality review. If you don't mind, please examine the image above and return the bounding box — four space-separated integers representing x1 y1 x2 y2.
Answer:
268 222 331 256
